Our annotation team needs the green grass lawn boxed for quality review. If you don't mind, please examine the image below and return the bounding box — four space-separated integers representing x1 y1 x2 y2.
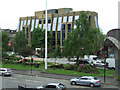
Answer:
44 68 115 77
2 62 115 77
2 62 45 70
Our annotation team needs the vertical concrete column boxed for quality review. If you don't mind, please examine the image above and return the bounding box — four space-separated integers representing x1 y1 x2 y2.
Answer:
0 30 2 89
50 14 54 35
65 12 69 39
28 17 32 46
115 47 120 75
41 15 44 30
60 15 64 51
55 15 59 47
72 12 75 28
115 47 120 88
18 18 21 31
34 16 36 30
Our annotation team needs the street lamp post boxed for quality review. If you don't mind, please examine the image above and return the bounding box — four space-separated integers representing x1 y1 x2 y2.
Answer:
45 0 48 69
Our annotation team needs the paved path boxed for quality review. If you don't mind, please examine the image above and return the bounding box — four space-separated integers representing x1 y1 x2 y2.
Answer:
13 69 119 87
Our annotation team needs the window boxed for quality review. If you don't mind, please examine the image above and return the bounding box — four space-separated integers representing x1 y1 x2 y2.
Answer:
67 24 71 32
88 15 91 26
22 27 25 30
35 19 39 28
31 19 34 31
17 21 20 32
20 21 23 31
68 16 73 22
48 18 51 23
45 85 56 88
57 17 62 31
39 19 42 24
63 16 67 23
43 18 46 24
94 16 98 28
52 31 55 46
24 20 27 25
62 24 65 31
27 20 30 25
57 31 60 46
52 17 57 31
74 15 79 29
81 78 88 80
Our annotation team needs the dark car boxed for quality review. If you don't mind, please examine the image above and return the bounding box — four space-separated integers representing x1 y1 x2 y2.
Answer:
79 59 89 64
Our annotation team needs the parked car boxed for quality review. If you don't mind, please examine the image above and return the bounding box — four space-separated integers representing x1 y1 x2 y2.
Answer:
0 68 13 76
93 60 106 67
70 76 101 87
36 82 66 90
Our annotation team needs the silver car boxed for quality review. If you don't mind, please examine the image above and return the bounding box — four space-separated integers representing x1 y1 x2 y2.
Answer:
70 76 101 87
36 82 66 90
0 68 13 76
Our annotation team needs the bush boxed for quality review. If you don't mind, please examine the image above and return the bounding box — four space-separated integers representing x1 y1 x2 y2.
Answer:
3 59 15 64
64 64 75 70
64 63 99 74
50 64 64 69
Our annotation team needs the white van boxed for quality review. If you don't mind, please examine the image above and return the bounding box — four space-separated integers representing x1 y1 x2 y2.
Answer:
106 58 115 69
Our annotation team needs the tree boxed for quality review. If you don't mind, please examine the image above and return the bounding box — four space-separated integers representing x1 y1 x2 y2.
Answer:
19 46 34 61
1 31 10 56
13 31 34 61
62 11 104 65
31 27 53 57
13 31 28 53
52 45 61 64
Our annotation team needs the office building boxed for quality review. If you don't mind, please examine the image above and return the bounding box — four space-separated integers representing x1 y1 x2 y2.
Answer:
17 8 98 49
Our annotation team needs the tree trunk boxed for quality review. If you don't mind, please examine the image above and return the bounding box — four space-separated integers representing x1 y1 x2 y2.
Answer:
76 56 79 66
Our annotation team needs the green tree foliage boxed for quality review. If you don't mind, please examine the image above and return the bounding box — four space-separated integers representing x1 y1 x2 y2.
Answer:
13 31 28 53
1 31 10 56
52 45 61 63
13 31 34 60
19 46 34 58
31 28 53 57
62 11 105 64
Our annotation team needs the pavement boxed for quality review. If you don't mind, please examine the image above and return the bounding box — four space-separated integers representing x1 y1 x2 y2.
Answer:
13 69 120 87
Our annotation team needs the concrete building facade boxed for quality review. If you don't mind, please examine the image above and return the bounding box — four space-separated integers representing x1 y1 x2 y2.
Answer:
17 8 99 48
104 29 120 78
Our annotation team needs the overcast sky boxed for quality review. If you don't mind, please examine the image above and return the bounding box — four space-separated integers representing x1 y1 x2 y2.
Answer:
0 0 119 34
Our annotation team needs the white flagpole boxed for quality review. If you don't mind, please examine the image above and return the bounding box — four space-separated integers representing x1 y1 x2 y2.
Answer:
45 0 48 69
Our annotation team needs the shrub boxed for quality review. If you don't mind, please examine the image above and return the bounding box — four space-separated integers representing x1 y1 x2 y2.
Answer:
50 64 64 69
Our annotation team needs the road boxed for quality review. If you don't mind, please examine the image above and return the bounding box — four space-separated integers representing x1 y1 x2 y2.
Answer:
1 74 119 89
25 56 76 64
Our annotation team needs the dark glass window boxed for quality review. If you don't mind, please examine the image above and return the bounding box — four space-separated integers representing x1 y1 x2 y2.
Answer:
52 31 55 46
22 27 25 30
88 15 91 26
26 29 29 39
43 18 45 24
31 32 32 41
57 31 60 46
39 19 42 24
62 24 65 31
48 18 51 23
67 24 71 32
62 32 65 46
